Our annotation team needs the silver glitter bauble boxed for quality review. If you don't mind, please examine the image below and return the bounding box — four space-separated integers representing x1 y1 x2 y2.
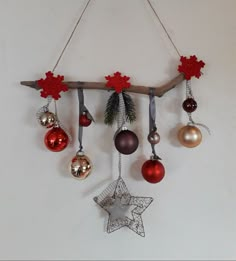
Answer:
147 131 160 145
38 111 56 128
70 152 92 180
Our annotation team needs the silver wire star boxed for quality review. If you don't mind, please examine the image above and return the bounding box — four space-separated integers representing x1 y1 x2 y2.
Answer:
94 177 153 237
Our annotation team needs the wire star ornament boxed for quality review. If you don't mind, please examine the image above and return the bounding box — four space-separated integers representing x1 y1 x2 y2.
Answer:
94 177 153 237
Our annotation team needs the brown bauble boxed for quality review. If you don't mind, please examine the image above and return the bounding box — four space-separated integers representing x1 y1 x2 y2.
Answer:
178 125 202 148
114 130 139 155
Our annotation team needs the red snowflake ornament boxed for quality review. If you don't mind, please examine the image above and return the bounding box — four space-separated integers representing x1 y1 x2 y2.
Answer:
105 71 131 93
37 71 68 100
178 55 205 80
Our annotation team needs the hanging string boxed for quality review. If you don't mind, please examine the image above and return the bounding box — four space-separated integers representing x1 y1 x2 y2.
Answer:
147 0 181 57
117 93 127 178
38 0 90 142
52 0 91 72
185 81 211 135
51 0 91 122
186 80 193 98
36 96 53 119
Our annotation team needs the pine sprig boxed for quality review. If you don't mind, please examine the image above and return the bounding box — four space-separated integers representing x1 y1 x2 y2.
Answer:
122 92 136 123
104 92 119 125
104 91 136 125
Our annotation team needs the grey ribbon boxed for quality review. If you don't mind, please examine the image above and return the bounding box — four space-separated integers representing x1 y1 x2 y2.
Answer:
77 89 95 152
77 89 84 152
149 88 161 160
149 88 156 133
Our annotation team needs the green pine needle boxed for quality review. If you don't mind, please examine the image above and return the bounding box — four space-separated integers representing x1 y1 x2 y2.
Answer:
122 92 136 123
104 91 136 125
104 92 119 125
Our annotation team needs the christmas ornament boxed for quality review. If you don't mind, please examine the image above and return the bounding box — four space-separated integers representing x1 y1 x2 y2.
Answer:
142 157 165 184
69 88 93 179
104 72 138 155
178 55 205 80
37 71 68 100
20 0 211 238
148 130 160 145
79 112 92 127
104 72 136 126
141 88 165 183
95 81 153 237
177 56 209 148
44 126 69 152
94 177 153 237
70 151 92 179
105 71 130 93
38 110 56 128
36 72 71 152
182 98 197 113
114 128 139 155
178 125 202 148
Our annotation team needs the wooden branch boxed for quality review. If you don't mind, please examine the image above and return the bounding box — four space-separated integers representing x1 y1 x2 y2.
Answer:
20 73 185 97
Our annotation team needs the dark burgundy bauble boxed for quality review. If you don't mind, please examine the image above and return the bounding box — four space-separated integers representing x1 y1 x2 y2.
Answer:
114 130 139 155
79 113 92 127
182 98 197 113
44 127 69 152
141 159 165 184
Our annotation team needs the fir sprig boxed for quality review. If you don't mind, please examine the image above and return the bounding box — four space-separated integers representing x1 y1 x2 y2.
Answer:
104 91 136 125
122 92 136 123
104 92 119 125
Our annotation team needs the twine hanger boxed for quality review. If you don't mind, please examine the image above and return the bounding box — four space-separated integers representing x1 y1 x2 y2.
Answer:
51 0 181 73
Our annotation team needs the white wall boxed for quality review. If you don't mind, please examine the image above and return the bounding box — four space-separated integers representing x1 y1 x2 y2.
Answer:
0 0 236 260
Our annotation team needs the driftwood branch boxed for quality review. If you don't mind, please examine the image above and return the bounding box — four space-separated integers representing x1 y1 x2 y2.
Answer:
20 73 185 97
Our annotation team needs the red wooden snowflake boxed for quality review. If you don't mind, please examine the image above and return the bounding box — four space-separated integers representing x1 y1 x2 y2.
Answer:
105 71 131 93
178 55 205 80
37 71 68 100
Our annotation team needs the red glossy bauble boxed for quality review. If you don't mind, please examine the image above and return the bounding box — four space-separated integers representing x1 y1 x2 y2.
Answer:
182 98 197 113
114 129 139 155
141 159 165 183
44 127 69 152
79 113 92 127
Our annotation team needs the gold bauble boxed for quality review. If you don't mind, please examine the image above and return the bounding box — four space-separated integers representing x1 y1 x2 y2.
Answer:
38 111 56 128
70 152 92 180
178 125 202 148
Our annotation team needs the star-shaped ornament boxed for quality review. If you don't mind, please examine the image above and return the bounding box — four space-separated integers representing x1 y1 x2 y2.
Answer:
94 177 153 237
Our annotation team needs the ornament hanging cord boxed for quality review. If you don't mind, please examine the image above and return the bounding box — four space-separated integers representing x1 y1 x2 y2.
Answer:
117 93 127 179
52 0 179 74
147 0 181 57
48 0 91 137
52 0 91 73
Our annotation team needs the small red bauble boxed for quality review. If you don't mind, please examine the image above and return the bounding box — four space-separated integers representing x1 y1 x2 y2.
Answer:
182 98 197 113
141 159 165 184
79 113 92 127
44 127 69 152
